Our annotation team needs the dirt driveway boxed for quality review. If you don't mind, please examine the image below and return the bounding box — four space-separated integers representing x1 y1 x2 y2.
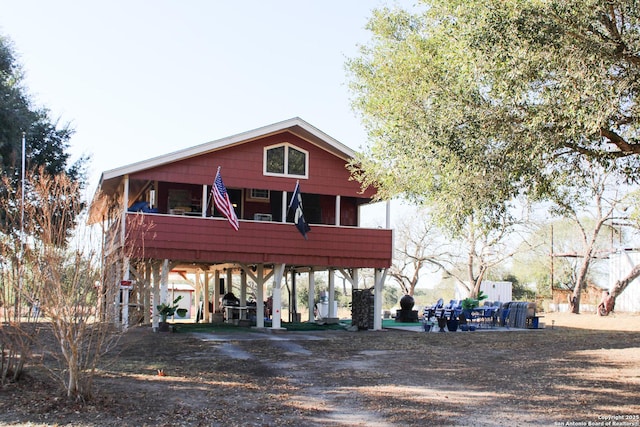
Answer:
1 312 639 426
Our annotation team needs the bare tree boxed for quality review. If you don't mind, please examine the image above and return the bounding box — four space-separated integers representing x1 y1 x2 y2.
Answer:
390 208 531 299
454 212 532 299
390 210 444 296
23 169 118 399
0 174 39 385
548 164 625 313
1 168 145 400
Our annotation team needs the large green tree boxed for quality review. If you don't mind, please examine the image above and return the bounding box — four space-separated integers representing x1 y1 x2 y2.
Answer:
0 34 88 360
0 35 87 238
347 1 640 306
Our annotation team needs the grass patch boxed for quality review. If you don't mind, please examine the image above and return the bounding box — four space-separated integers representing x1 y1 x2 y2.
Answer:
382 319 423 328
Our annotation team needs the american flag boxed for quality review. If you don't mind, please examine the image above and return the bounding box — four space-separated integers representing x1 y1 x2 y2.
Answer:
212 168 239 231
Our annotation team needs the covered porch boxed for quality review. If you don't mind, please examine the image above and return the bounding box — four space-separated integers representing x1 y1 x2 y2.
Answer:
109 210 392 331
119 260 389 332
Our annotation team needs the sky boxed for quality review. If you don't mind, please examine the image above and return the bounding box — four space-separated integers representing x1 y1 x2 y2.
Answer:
0 0 419 200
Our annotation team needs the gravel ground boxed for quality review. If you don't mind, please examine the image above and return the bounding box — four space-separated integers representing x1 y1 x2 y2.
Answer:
0 311 639 426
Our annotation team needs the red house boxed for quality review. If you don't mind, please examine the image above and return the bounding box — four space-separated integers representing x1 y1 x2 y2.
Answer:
89 118 392 330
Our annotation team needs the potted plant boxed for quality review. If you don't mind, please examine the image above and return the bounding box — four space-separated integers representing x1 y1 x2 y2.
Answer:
446 314 459 332
459 312 469 331
461 291 488 329
157 295 183 332
461 297 478 318
462 290 488 310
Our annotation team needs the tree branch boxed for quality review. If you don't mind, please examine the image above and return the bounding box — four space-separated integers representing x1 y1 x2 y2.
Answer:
600 127 640 154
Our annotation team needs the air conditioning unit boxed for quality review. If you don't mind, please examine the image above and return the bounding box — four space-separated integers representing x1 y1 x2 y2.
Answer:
253 213 272 221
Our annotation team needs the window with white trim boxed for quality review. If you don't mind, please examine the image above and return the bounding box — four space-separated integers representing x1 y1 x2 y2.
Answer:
264 143 308 178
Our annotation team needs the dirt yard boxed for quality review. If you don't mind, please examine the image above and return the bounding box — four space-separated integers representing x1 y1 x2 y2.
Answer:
1 312 639 426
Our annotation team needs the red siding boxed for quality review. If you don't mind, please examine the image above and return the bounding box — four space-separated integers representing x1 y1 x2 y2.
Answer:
125 213 392 269
130 131 375 198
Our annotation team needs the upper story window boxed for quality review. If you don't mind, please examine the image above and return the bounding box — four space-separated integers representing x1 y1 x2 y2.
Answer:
264 143 308 178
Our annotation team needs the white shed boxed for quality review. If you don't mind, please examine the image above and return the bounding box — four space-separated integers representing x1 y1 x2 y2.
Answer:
609 250 640 313
454 281 512 303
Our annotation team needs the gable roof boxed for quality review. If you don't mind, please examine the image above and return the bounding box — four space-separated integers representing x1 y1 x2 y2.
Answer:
98 117 356 184
88 117 360 223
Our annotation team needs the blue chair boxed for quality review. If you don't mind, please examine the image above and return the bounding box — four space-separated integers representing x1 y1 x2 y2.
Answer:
500 307 511 328
432 298 445 319
422 298 442 320
452 300 463 319
489 301 502 327
479 302 496 327
444 299 458 319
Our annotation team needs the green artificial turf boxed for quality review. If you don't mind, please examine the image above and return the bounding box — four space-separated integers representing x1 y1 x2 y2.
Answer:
172 320 348 333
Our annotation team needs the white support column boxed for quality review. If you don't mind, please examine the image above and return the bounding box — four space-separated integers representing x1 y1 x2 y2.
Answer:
256 265 265 328
386 200 391 229
242 264 274 328
373 268 387 331
119 175 131 329
121 175 129 245
308 269 315 322
240 269 247 306
152 261 161 331
121 285 130 330
121 259 131 329
144 262 151 324
195 269 202 322
227 269 233 294
328 268 336 318
281 191 288 222
203 271 210 322
335 195 341 226
353 269 359 290
201 184 208 217
160 259 169 308
271 263 286 329
214 270 221 313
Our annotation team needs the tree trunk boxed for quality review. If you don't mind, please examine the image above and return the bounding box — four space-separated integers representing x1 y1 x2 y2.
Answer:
610 263 640 300
571 259 591 314
470 265 488 299
570 213 604 314
67 352 79 399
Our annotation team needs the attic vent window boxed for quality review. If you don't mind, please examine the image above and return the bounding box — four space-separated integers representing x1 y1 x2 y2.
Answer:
264 143 308 178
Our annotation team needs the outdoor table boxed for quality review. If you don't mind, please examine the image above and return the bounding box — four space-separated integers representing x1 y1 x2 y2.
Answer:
223 306 250 323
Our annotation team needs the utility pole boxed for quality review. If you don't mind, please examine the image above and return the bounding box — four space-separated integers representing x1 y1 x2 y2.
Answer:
15 132 26 321
550 224 554 306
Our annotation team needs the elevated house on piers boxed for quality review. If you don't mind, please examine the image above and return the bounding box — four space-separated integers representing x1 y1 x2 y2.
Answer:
88 118 393 330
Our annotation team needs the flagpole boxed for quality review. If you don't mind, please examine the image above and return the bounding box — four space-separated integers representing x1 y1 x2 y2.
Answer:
205 166 222 214
21 132 25 245
17 132 25 321
287 180 299 214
